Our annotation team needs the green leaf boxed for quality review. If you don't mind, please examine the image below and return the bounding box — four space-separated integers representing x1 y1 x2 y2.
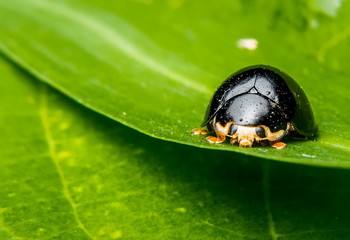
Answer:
0 0 350 167
2 54 350 240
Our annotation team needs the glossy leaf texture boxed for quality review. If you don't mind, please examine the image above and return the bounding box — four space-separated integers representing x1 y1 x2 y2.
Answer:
0 0 349 167
2 54 350 240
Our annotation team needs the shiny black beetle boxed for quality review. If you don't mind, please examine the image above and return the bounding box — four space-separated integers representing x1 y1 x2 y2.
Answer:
192 65 317 149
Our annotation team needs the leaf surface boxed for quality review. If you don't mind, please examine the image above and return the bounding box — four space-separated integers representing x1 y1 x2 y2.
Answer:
0 0 349 167
2 55 350 240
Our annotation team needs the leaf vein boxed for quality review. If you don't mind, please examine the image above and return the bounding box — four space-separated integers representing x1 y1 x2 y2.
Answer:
38 85 95 240
316 26 350 62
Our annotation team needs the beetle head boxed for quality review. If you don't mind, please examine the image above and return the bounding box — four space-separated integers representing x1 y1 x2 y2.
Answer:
228 124 286 147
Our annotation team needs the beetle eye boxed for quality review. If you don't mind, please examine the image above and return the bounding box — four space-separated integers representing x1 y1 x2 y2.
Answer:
255 127 266 138
229 124 238 135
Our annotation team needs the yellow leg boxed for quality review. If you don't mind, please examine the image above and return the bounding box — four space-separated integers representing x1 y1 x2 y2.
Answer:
206 131 226 144
191 128 209 135
270 141 287 149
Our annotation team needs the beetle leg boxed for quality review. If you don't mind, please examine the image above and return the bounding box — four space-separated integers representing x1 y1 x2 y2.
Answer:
239 138 254 148
289 123 308 140
230 134 239 144
206 132 226 143
289 122 296 131
191 128 209 135
260 125 285 141
258 125 287 149
270 141 287 149
254 135 262 143
206 122 230 143
253 132 270 146
215 122 234 135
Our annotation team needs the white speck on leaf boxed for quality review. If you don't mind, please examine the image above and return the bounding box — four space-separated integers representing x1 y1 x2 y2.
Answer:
258 149 268 152
236 38 258 50
301 154 316 158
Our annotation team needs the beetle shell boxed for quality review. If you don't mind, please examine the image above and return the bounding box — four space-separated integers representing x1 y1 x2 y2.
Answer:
215 94 288 132
194 65 317 148
203 65 317 137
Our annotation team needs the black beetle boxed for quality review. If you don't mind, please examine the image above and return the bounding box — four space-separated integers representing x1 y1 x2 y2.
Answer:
192 65 317 149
